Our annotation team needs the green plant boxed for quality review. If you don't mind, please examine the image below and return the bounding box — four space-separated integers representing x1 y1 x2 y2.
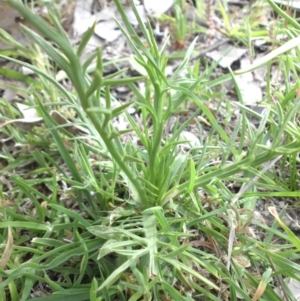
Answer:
1 0 300 300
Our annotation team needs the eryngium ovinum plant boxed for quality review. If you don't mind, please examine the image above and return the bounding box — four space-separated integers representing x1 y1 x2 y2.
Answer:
2 0 300 300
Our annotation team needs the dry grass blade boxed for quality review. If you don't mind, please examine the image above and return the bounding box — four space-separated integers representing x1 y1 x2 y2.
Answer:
0 227 13 270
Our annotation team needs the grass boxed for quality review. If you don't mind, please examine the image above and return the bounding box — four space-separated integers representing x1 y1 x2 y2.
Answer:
1 0 300 300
